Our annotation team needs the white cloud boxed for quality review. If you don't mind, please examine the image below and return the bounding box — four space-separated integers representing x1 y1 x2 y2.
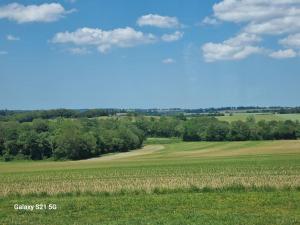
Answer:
68 47 91 55
202 43 262 62
137 14 180 28
213 0 300 24
162 58 175 64
279 33 300 48
245 16 300 35
97 45 111 53
224 33 261 46
202 17 220 25
161 31 183 42
212 0 300 35
202 33 263 62
0 51 8 55
269 49 297 59
0 3 74 23
6 34 20 41
52 27 157 53
202 0 300 61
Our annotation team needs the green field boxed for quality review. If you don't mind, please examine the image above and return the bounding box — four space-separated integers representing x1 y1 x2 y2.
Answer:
216 113 300 122
1 140 300 224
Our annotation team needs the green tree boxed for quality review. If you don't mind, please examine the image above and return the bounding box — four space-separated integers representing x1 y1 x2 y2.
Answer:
230 121 251 141
53 121 97 160
18 131 45 160
274 120 297 140
33 119 49 133
205 121 230 141
0 124 5 155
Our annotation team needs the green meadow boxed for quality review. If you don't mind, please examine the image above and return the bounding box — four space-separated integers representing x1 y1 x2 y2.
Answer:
1 139 300 224
216 113 300 122
1 191 299 225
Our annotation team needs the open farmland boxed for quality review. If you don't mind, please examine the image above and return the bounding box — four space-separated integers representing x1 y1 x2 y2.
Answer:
1 140 300 195
216 113 300 122
1 140 300 224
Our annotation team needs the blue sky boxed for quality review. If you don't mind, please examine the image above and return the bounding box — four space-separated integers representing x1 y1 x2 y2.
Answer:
0 0 300 109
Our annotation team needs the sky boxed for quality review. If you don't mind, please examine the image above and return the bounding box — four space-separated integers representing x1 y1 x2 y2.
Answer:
0 0 300 109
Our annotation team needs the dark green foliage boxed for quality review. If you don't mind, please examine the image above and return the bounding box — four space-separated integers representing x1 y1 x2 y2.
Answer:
230 121 252 141
206 121 230 141
0 124 5 155
18 131 40 159
4 140 19 156
296 121 300 138
53 121 97 160
274 120 298 139
135 116 183 137
278 107 300 114
3 152 13 161
32 119 49 133
94 120 144 154
135 116 300 142
0 118 145 161
182 117 230 141
0 109 119 122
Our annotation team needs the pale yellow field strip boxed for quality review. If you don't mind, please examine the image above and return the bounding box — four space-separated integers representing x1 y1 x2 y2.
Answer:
81 145 165 162
173 140 300 158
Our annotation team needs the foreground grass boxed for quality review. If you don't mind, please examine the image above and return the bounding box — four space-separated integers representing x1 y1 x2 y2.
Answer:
1 190 299 225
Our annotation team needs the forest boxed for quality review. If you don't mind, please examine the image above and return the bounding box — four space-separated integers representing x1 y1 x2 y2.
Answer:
0 114 300 161
0 118 144 161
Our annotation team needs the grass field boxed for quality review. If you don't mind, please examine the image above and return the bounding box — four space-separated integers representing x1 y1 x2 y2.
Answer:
1 191 299 225
1 140 300 224
216 113 300 122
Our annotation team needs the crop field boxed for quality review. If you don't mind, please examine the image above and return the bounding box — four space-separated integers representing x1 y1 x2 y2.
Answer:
216 113 300 122
1 140 300 224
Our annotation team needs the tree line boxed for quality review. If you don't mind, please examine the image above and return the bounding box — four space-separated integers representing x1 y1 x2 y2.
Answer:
0 109 124 123
0 115 299 161
0 118 144 161
134 116 300 141
2 106 300 122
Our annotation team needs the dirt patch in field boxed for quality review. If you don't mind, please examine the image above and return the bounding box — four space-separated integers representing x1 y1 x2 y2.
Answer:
82 145 165 162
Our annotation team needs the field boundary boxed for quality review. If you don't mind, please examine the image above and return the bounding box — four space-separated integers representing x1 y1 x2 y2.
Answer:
81 144 165 162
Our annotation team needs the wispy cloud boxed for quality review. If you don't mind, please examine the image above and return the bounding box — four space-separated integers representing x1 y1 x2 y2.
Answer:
0 3 75 23
68 47 91 55
161 31 183 42
269 49 297 59
137 14 181 28
201 17 220 25
6 34 20 41
162 58 175 64
279 33 300 49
